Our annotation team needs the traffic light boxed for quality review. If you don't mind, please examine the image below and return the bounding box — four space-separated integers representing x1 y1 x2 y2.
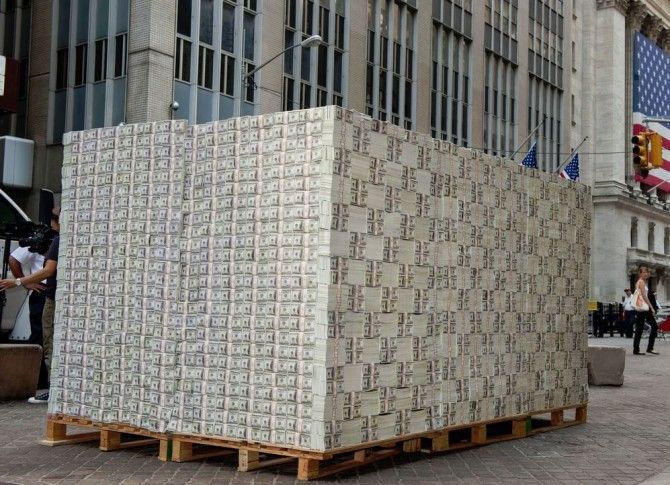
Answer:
649 131 663 168
632 132 650 178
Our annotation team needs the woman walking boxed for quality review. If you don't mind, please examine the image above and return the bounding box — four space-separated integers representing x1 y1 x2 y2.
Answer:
633 265 659 355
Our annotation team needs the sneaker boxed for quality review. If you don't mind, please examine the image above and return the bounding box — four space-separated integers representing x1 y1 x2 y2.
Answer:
633 351 646 355
28 391 49 404
647 350 660 355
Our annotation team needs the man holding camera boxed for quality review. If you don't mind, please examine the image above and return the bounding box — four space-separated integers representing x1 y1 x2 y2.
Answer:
0 208 60 403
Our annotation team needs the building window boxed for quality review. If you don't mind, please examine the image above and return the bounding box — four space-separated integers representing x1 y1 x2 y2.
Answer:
366 0 415 129
178 0 193 36
220 53 235 96
648 223 655 253
74 44 87 86
282 0 347 111
631 218 638 248
114 33 128 77
56 48 68 90
664 228 669 255
198 45 214 89
94 39 107 82
431 6 473 146
175 37 192 82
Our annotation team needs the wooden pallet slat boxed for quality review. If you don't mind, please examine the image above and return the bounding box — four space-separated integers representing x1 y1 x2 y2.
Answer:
44 404 588 480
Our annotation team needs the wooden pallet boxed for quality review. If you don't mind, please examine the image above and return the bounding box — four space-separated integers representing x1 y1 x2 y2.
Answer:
166 403 587 480
41 414 170 459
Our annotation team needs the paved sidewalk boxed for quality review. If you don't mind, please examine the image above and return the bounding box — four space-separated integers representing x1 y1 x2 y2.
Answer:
1 336 669 484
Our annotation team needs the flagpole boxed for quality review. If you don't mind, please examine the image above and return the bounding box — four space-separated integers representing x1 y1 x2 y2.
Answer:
555 136 589 174
509 115 546 160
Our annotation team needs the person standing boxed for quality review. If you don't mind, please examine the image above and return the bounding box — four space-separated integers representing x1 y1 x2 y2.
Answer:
622 288 635 338
0 231 59 402
632 265 659 355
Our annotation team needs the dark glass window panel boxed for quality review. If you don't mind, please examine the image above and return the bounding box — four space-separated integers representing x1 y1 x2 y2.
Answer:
442 65 448 92
440 95 447 129
510 98 515 123
431 91 436 127
319 6 329 43
284 30 294 74
502 93 506 120
378 69 387 108
114 34 127 77
463 75 469 104
444 1 451 25
245 63 255 101
220 53 235 96
484 86 489 112
336 15 344 49
432 61 437 88
432 0 440 19
300 81 310 108
56 48 68 90
177 0 192 36
462 104 467 139
485 24 492 50
451 99 458 136
222 2 235 52
380 37 388 69
246 0 257 11
405 49 413 78
334 94 343 107
243 12 255 60
283 76 294 110
334 50 343 92
464 12 472 37
175 38 192 82
393 42 401 74
366 63 374 105
94 38 107 82
452 71 458 98
200 0 213 44
405 79 412 118
392 75 400 114
317 44 327 86
285 0 296 28
198 46 213 88
303 0 314 32
74 43 87 86
453 6 462 31
493 89 497 116
301 41 310 80
367 31 375 62
317 88 327 107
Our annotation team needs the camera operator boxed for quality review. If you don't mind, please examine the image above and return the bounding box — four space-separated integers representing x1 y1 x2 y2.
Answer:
0 208 60 403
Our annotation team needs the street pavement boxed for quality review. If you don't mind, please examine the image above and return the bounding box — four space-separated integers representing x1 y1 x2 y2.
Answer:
1 335 669 484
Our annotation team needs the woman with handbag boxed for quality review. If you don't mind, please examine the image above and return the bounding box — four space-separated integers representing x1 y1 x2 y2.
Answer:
632 265 659 355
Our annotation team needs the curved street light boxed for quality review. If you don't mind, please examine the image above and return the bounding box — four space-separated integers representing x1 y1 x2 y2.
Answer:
243 34 322 84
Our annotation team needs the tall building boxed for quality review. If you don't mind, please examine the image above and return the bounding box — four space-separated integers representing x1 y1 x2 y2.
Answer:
1 0 669 302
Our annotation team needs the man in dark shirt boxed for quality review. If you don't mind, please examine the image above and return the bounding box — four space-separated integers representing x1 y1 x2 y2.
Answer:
0 234 59 403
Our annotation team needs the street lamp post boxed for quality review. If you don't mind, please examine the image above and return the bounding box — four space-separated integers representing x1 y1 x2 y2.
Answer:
242 34 322 87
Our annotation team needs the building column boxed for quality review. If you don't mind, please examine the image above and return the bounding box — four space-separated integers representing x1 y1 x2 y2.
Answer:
125 0 176 123
593 0 628 188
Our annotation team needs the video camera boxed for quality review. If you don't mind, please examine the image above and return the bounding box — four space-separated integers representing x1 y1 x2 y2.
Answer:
17 222 57 255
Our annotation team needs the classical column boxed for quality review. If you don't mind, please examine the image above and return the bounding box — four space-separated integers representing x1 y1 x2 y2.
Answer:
593 0 629 187
125 0 176 123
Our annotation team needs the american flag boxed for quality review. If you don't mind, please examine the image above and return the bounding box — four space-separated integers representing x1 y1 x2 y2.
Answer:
560 153 579 181
520 142 538 169
633 32 670 190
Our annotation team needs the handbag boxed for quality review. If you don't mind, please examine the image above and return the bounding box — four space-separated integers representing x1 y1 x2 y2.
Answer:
631 288 650 312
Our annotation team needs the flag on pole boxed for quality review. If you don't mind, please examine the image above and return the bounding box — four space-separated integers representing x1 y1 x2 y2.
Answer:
520 142 538 169
560 153 580 181
633 32 670 190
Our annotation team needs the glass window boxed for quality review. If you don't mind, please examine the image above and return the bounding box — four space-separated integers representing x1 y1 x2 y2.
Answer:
74 43 87 86
114 33 128 77
222 2 235 53
56 48 68 90
243 11 255 60
94 39 107 82
199 0 214 44
198 45 214 89
220 53 235 96
177 0 192 36
175 37 192 82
